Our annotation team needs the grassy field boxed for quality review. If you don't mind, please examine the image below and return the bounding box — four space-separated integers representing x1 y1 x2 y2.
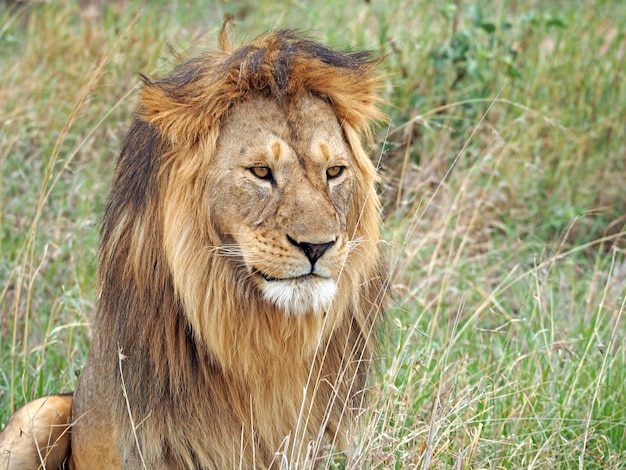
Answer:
1 0 624 468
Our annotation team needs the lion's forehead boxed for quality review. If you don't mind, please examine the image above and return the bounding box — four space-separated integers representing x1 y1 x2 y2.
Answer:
217 93 349 166
258 135 348 173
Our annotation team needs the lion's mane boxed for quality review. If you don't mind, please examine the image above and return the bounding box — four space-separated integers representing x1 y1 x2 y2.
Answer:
87 25 385 468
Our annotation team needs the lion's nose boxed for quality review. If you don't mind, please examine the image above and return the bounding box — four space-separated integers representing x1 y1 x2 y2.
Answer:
287 236 335 266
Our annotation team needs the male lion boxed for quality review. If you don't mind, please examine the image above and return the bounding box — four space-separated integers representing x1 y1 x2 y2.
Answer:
0 23 386 469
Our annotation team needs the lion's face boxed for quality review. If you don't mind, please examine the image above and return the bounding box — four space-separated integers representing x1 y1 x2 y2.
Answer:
209 93 354 315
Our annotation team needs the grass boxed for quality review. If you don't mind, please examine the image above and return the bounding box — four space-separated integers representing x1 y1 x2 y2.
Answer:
1 0 624 467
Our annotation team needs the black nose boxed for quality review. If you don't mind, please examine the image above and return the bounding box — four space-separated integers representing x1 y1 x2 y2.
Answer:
287 236 335 266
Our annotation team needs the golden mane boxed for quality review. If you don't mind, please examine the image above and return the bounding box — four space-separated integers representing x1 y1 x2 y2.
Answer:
140 25 384 149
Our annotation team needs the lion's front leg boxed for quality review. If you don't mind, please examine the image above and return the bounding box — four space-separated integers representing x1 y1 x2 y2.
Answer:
0 394 72 470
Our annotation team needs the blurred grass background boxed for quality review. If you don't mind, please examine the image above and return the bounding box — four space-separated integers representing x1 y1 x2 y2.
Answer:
1 0 624 467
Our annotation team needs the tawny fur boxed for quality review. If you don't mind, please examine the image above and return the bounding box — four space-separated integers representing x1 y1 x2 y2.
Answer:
0 394 72 470
0 23 385 469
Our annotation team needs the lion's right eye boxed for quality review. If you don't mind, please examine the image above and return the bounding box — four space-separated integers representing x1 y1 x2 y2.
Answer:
326 165 345 180
250 167 272 180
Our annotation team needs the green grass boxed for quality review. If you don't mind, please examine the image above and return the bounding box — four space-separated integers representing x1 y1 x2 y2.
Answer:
1 0 624 467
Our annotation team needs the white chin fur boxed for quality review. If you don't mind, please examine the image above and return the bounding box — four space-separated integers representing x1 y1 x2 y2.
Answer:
262 277 337 315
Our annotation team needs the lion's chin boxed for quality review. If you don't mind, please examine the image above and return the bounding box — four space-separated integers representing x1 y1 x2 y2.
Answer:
261 276 337 315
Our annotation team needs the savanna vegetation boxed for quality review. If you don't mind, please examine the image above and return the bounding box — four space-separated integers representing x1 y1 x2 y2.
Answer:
1 0 624 467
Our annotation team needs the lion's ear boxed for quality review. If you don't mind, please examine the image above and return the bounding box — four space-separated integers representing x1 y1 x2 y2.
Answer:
138 75 229 150
138 76 193 148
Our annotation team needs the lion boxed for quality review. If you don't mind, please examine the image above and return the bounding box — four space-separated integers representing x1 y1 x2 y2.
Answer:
0 23 386 469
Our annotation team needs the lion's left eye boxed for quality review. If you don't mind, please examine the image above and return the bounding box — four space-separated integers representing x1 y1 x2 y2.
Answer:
326 166 345 179
250 166 273 180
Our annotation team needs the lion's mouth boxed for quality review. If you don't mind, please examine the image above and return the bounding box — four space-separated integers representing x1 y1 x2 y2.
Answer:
259 272 282 282
256 270 321 283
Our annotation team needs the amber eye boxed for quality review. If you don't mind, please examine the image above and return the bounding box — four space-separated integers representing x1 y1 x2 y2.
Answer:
326 165 345 179
250 166 272 180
